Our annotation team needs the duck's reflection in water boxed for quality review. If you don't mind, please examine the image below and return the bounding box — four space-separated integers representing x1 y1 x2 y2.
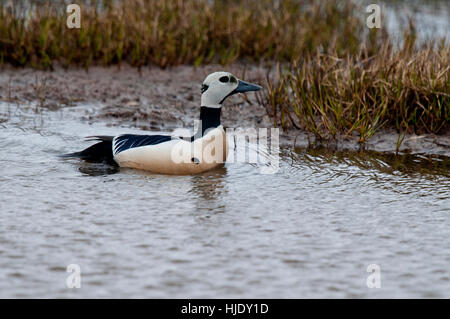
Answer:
78 162 120 176
189 166 227 215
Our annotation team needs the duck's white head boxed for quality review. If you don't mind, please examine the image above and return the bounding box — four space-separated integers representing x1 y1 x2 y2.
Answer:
200 71 262 108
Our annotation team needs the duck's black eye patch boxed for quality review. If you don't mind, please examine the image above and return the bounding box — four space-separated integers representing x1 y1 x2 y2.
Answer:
201 84 209 93
219 76 229 83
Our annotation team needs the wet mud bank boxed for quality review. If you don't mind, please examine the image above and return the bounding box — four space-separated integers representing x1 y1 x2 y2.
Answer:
1 64 449 156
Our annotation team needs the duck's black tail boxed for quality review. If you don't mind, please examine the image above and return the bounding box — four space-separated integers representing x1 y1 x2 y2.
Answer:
61 136 117 165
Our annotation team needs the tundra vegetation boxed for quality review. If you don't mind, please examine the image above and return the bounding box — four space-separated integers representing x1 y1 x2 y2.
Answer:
0 0 448 145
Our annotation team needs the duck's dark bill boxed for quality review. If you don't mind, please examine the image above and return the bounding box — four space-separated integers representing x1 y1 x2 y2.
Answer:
233 80 262 93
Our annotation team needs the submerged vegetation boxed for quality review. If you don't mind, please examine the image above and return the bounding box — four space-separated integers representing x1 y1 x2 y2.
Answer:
0 0 448 144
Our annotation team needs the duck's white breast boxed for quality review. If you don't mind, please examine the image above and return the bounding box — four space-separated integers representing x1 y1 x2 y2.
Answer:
113 127 228 175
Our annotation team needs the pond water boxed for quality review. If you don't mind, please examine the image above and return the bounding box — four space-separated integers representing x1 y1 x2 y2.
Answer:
377 0 450 42
0 102 449 298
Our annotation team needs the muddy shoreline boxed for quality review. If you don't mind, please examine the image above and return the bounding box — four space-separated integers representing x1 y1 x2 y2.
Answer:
1 64 449 156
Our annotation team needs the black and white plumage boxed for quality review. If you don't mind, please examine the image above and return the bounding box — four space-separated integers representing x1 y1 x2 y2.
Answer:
62 71 261 175
62 135 116 165
113 134 173 155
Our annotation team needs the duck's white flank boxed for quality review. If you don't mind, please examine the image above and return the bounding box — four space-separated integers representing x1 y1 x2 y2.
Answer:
113 126 228 175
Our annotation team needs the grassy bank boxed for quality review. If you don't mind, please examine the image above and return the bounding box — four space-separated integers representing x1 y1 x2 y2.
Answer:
0 0 384 68
258 43 450 143
0 0 448 145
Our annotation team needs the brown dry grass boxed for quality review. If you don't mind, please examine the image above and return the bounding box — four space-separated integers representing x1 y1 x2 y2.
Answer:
257 42 450 142
0 0 385 68
1 0 448 142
